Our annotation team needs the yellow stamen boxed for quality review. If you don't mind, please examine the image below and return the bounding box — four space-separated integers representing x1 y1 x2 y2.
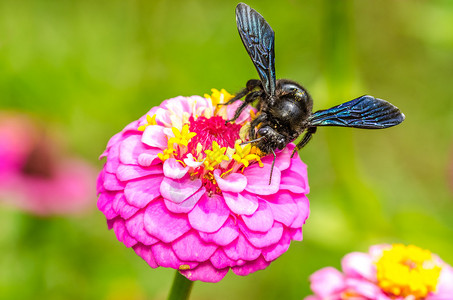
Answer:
221 167 234 178
157 147 175 162
375 244 442 299
176 159 186 167
203 141 229 171
179 264 190 270
232 143 263 167
168 124 197 147
138 114 157 131
249 109 257 120
205 88 234 107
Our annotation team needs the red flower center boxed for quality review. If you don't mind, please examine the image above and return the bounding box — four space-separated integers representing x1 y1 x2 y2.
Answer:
188 116 241 153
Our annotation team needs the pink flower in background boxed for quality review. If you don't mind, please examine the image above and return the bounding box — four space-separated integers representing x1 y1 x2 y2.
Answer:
97 89 310 282
305 244 453 300
0 112 96 216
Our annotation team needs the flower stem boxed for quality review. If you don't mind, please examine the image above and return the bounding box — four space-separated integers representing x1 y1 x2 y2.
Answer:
167 271 194 300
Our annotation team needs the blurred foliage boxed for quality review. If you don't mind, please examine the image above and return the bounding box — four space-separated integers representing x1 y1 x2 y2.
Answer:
1 0 453 299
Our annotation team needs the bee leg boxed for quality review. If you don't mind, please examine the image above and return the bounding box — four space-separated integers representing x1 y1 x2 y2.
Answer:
225 91 261 124
249 112 267 140
291 127 317 158
246 79 263 90
269 148 277 185
219 88 249 106
219 79 263 106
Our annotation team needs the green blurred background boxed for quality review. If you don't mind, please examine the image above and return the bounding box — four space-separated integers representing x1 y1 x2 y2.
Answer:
1 0 453 299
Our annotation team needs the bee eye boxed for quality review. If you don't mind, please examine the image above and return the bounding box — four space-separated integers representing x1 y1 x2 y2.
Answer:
257 126 270 137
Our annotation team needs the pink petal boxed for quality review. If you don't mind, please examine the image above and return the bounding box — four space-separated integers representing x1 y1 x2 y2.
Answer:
225 100 255 124
223 234 261 261
210 249 239 269
188 194 230 233
244 163 281 195
97 191 118 219
143 200 191 243
137 153 161 167
117 164 163 181
160 176 202 204
124 175 163 208
119 135 151 165
289 228 303 241
261 144 295 172
341 252 376 281
429 265 453 300
151 242 198 269
112 194 140 219
304 296 321 300
223 191 259 215
283 158 309 194
125 212 159 246
112 218 138 248
97 170 106 194
163 158 189 179
103 172 125 191
164 188 205 214
214 169 247 193
141 125 168 148
180 262 228 283
154 108 172 127
290 195 310 228
262 230 291 261
133 244 158 268
241 222 283 248
309 267 346 297
105 131 125 151
280 169 308 194
241 200 274 232
104 143 120 173
164 188 206 214
232 255 270 276
264 192 298 227
345 277 386 298
198 217 240 246
172 231 217 262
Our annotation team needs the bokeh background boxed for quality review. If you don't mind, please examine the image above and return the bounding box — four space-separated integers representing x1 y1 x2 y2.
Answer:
1 0 453 299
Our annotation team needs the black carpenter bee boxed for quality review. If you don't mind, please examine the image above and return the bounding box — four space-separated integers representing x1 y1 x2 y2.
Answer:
223 3 405 182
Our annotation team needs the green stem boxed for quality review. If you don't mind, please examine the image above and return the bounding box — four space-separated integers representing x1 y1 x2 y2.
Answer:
167 271 194 300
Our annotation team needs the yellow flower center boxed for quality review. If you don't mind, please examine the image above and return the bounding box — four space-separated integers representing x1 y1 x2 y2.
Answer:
376 244 442 299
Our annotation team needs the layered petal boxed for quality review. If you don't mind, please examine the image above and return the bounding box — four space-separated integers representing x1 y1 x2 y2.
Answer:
97 93 310 283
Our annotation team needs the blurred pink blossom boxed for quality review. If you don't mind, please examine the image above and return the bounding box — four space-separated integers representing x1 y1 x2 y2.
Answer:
0 112 96 216
97 90 310 282
305 244 453 300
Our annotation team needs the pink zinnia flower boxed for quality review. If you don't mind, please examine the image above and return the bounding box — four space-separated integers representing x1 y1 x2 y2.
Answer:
0 112 96 216
97 89 310 282
305 244 453 300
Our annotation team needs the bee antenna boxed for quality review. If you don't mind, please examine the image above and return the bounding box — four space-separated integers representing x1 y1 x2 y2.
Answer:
268 148 276 185
240 136 265 146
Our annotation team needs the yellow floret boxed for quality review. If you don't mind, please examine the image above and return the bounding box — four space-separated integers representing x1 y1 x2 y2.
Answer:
138 114 157 131
232 143 263 167
203 141 229 171
168 124 197 147
376 244 442 299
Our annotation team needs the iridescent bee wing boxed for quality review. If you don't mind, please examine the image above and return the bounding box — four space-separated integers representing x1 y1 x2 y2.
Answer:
236 3 276 96
309 95 405 128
